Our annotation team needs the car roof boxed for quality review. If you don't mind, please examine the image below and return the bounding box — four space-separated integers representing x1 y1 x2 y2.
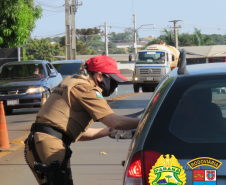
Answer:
51 60 84 64
3 60 49 66
171 62 226 78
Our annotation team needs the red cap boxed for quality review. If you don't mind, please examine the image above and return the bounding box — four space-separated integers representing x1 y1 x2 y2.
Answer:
86 55 128 82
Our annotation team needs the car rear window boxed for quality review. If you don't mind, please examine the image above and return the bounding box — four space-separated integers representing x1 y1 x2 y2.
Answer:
170 80 226 143
53 63 80 75
143 75 226 159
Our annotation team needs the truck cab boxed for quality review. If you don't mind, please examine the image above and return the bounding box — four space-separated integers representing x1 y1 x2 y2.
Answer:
133 44 179 92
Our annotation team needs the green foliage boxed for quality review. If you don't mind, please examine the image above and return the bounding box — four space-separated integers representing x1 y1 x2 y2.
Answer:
25 38 64 62
0 0 42 48
209 34 225 45
109 27 138 43
23 47 28 61
144 28 217 48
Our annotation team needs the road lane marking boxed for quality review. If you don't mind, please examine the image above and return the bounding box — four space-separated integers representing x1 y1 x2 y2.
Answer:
0 134 28 158
0 92 142 158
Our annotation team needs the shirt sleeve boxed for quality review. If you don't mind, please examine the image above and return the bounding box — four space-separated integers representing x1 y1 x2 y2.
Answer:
71 85 114 121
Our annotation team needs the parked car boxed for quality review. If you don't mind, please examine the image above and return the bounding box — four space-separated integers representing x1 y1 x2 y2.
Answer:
122 49 226 185
0 60 62 114
51 60 84 79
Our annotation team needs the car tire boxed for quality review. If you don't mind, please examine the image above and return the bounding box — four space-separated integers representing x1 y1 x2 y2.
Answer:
133 84 139 93
5 109 13 115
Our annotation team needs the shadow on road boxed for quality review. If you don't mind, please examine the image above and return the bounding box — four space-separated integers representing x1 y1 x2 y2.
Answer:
6 108 39 116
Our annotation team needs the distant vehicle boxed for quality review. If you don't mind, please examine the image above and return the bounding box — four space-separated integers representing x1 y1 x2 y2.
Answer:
51 60 84 79
133 43 179 92
0 60 62 114
122 49 226 185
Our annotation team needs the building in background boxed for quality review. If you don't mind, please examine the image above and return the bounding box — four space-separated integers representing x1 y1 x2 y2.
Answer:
181 45 226 65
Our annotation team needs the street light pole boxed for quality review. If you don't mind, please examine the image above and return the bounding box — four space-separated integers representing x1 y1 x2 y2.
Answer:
133 14 137 57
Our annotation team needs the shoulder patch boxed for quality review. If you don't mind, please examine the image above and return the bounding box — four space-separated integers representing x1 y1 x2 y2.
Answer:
96 91 103 98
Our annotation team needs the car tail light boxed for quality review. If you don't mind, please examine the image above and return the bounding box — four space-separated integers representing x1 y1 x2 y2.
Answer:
124 151 161 185
124 152 143 185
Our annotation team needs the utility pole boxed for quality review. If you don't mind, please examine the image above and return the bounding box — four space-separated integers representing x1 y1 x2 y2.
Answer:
104 22 108 56
65 0 71 60
133 14 137 57
71 0 82 60
169 20 182 48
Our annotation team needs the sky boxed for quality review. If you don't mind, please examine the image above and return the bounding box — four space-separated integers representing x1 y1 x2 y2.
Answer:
31 0 226 40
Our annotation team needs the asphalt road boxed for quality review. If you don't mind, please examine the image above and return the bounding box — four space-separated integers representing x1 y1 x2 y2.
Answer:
0 84 153 185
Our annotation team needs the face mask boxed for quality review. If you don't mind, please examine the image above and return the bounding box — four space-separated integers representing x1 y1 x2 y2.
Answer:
97 74 118 97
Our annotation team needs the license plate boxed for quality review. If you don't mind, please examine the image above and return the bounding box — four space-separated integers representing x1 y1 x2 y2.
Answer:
7 99 19 106
146 77 154 80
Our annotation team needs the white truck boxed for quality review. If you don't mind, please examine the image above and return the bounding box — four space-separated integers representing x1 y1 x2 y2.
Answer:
133 43 179 92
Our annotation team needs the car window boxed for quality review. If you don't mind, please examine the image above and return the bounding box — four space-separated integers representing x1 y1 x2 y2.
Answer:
46 64 51 76
52 63 80 75
130 75 175 151
170 80 226 143
143 75 226 159
0 64 46 79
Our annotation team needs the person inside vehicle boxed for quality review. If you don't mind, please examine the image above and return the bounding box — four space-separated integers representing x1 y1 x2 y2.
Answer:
24 55 140 185
158 54 165 61
33 67 45 77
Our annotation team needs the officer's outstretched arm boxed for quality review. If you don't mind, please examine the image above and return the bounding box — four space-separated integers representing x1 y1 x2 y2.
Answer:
99 113 140 130
78 128 112 141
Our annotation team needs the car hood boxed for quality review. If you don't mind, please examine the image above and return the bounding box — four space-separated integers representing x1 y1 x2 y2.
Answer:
0 78 44 90
61 75 72 80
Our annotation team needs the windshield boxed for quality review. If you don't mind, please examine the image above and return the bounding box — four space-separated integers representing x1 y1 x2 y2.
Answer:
52 63 80 75
0 64 46 79
137 51 165 64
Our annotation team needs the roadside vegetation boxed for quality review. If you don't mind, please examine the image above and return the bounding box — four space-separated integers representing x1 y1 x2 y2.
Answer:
143 28 226 48
0 0 42 48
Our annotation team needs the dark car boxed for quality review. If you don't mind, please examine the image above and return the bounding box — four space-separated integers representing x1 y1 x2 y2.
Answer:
51 60 84 79
0 60 62 114
123 50 226 185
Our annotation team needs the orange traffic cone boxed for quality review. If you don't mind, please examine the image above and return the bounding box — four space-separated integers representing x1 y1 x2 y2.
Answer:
0 101 10 149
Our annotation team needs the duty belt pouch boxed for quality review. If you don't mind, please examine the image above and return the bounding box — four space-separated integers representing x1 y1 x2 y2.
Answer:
51 168 73 185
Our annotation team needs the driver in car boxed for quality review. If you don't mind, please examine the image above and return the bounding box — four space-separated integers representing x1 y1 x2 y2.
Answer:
33 67 45 77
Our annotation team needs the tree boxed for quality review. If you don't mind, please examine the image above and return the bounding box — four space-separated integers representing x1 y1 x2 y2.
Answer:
158 29 175 46
76 27 104 48
191 28 215 46
109 27 139 43
209 34 225 45
0 0 42 48
25 38 64 62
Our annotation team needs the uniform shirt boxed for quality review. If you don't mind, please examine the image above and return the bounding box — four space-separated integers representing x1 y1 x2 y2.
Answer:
36 76 114 142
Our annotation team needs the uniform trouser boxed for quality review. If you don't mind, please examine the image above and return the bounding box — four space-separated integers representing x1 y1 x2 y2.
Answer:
24 132 72 185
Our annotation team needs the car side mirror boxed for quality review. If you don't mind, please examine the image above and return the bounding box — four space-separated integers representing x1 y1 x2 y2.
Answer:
172 55 175 61
49 72 57 77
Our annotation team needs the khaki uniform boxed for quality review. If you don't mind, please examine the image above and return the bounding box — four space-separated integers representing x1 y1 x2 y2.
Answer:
25 76 114 184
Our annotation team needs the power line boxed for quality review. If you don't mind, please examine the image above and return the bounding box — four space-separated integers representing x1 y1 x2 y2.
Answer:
183 21 226 31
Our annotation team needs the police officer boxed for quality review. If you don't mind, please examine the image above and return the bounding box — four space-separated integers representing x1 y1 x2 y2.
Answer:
24 55 140 185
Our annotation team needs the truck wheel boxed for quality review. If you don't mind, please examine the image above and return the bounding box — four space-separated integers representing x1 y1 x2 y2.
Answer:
151 87 156 92
133 84 139 93
142 86 148 92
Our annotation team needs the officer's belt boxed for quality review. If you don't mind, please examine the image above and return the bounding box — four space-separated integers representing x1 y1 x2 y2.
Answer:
31 123 72 146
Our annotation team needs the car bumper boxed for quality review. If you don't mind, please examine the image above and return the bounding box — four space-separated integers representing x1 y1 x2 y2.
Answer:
0 92 47 109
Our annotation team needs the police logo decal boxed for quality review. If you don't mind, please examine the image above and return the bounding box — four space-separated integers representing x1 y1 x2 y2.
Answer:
96 91 103 98
148 154 186 185
187 157 221 185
